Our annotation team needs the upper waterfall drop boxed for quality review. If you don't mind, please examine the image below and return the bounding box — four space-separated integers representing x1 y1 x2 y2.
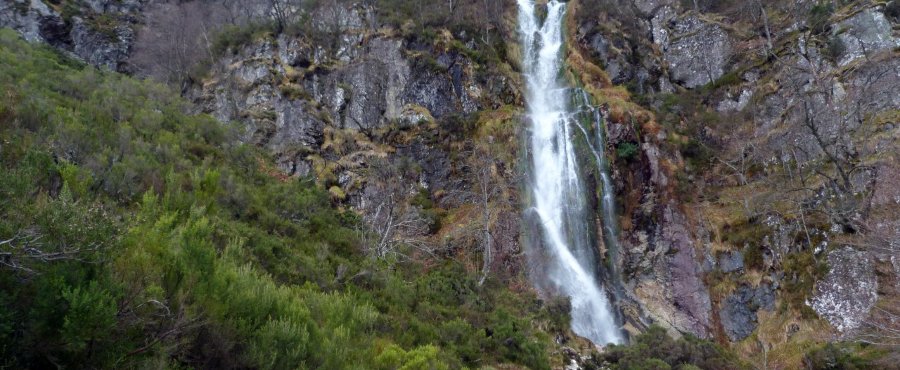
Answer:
517 0 623 345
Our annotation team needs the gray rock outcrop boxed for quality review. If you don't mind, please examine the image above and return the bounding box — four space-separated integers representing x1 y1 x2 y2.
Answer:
718 251 744 273
809 246 878 333
0 0 141 71
657 15 733 88
720 284 776 341
835 8 900 66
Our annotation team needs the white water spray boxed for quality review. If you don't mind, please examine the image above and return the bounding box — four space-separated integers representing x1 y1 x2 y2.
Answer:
517 0 623 345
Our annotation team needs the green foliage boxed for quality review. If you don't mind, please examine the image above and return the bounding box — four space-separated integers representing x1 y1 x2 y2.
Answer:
616 142 640 161
823 35 846 63
0 30 554 369
411 188 443 233
721 218 770 271
781 251 827 318
60 281 118 354
87 13 121 41
702 71 742 93
211 23 278 56
804 342 882 370
681 138 715 170
655 92 718 179
808 3 835 35
743 243 765 271
375 343 449 370
593 326 748 370
722 219 768 271
887 1 900 23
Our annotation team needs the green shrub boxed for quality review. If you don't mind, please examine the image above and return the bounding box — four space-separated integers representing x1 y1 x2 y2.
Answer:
824 35 846 63
0 29 556 369
681 139 714 169
781 251 827 318
616 142 640 161
804 342 878 370
594 326 748 370
808 3 834 35
211 23 276 56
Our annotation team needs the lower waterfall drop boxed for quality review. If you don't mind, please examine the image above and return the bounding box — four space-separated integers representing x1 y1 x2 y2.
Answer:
517 0 624 345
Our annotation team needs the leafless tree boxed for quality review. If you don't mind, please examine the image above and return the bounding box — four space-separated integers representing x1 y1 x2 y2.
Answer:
442 142 504 285
0 231 101 276
130 0 305 87
760 37 898 234
269 0 309 32
358 158 432 260
116 298 203 363
130 1 216 89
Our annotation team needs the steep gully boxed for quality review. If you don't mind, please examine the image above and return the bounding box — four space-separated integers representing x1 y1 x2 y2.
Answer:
518 0 624 345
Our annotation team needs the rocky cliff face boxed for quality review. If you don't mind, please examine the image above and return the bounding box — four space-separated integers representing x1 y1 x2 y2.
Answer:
181 1 900 363
0 0 142 71
4 0 898 366
189 3 519 205
572 0 900 365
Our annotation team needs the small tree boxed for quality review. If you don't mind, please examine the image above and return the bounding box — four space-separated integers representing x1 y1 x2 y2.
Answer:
359 158 432 260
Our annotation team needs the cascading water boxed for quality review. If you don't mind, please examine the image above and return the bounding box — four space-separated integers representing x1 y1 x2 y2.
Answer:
517 0 623 345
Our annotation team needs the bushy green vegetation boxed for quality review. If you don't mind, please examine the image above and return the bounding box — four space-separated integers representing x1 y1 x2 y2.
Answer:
781 250 828 318
0 30 554 369
803 342 887 370
616 142 640 161
808 3 835 35
211 22 282 57
589 326 748 370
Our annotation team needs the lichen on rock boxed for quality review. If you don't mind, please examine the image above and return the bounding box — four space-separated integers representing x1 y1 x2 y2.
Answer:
809 246 878 334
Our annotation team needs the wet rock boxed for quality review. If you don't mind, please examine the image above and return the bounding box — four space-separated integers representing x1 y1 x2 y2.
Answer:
641 142 667 187
81 0 142 14
755 283 776 311
893 256 900 290
194 13 501 183
395 140 451 195
720 287 757 341
578 15 665 94
835 8 900 66
720 284 775 341
634 205 711 338
809 247 878 333
664 208 712 337
307 37 411 131
271 99 325 147
718 250 744 273
277 34 313 67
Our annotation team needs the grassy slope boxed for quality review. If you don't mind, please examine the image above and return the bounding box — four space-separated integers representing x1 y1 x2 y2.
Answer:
0 29 558 370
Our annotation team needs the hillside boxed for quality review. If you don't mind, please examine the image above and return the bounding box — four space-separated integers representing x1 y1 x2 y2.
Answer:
1 0 899 369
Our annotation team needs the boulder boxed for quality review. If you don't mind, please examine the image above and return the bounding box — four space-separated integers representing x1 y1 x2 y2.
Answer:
720 284 775 341
718 250 744 273
835 8 900 66
659 16 733 88
809 247 878 333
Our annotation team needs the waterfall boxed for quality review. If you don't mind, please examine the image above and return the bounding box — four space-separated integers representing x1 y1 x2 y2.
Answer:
517 0 623 345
